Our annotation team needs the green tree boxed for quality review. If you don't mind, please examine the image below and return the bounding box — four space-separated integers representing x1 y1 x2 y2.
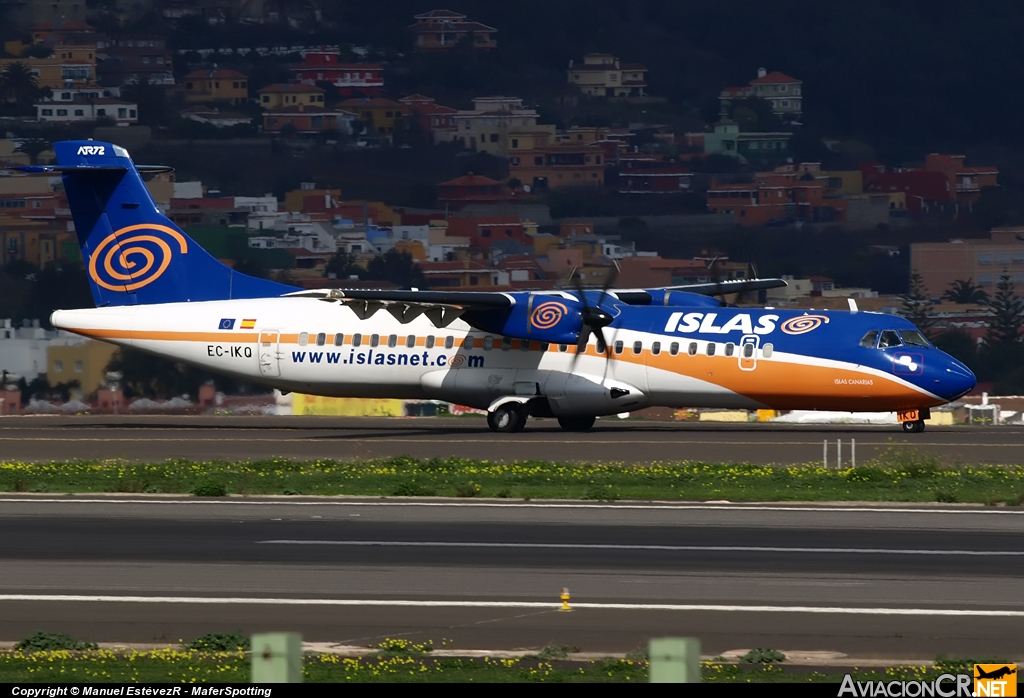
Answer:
0 62 40 105
325 250 361 280
943 278 989 305
364 249 425 289
983 273 1024 348
15 138 50 165
899 270 936 333
122 78 168 127
932 328 978 369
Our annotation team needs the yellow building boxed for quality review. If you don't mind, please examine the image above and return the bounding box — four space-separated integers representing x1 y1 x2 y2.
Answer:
567 54 648 98
183 69 249 105
0 45 97 90
258 83 325 110
338 98 406 138
441 97 548 156
509 127 604 190
47 340 118 395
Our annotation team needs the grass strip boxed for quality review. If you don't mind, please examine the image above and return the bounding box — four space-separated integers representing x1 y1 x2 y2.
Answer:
3 446 1024 503
0 650 988 683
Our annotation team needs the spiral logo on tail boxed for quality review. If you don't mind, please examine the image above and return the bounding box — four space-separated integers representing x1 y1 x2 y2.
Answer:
88 224 188 292
780 314 829 335
530 301 568 330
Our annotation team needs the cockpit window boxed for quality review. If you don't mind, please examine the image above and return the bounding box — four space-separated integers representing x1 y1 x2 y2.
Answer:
859 330 879 348
878 330 903 349
899 330 931 348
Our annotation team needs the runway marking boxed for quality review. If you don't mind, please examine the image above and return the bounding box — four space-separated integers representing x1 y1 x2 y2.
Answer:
0 595 1021 617
257 540 1024 556
2 498 1023 515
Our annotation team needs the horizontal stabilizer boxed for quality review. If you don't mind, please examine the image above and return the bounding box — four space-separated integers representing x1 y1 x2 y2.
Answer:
12 164 174 175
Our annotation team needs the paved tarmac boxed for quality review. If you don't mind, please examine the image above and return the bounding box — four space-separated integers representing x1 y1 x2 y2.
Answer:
1 415 1023 465
1 497 1022 657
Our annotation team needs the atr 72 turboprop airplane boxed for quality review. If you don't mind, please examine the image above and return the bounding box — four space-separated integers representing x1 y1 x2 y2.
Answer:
31 140 975 433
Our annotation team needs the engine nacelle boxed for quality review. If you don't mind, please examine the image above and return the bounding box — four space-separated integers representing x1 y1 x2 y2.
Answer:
644 289 722 307
462 294 586 345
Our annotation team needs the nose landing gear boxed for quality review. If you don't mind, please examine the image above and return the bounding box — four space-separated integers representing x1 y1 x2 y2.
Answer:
902 420 926 433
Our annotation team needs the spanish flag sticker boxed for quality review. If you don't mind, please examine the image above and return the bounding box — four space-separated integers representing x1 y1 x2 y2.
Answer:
240 319 256 329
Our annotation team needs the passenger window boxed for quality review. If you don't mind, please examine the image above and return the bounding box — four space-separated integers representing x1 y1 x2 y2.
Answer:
559 344 568 352
724 343 735 357
426 336 435 349
370 334 380 347
669 342 679 356
463 336 475 349
687 342 698 356
900 330 931 348
859 330 879 348
743 343 754 358
502 336 512 351
652 341 661 355
483 336 494 350
707 343 716 357
596 336 607 353
406 335 416 348
445 336 455 349
352 334 362 347
334 333 344 346
387 335 397 348
878 330 903 349
521 339 531 351
632 341 642 355
540 342 549 352
298 332 308 346
316 332 326 346
614 340 624 354
762 343 773 358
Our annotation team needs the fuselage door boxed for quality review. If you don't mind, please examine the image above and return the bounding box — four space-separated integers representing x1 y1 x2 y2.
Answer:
739 334 759 371
258 330 281 378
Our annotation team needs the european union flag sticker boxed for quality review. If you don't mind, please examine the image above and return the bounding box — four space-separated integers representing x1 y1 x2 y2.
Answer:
219 318 236 330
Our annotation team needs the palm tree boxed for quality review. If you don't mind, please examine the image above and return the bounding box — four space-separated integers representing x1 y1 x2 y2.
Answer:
15 138 50 165
943 278 989 304
1 63 39 106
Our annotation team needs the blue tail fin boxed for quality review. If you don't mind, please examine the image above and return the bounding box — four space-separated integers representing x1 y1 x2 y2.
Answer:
54 140 296 307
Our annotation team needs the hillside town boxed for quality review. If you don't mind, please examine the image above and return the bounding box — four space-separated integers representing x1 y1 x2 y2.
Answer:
0 1 1022 411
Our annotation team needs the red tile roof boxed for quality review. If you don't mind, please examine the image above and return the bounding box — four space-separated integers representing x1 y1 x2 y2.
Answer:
750 71 800 84
439 174 503 187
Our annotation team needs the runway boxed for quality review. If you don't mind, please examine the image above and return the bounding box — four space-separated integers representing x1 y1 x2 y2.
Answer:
2 415 1023 465
1 497 1022 658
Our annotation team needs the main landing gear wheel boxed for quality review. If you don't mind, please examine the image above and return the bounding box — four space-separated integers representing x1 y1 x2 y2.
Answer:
902 420 926 433
558 415 596 432
487 404 527 433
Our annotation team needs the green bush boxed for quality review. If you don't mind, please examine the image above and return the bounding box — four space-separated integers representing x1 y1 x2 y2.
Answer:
455 482 481 497
192 480 227 497
740 648 786 664
185 631 250 651
391 482 436 497
15 631 98 652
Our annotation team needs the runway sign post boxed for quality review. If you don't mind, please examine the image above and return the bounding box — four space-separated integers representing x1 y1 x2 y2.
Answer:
251 632 303 683
649 637 700 683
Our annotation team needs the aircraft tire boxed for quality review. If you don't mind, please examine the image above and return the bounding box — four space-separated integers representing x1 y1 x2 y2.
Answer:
488 404 524 433
901 420 925 433
558 415 596 432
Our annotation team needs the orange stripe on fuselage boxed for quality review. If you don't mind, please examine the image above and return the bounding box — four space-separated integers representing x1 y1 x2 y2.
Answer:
65 327 260 343
65 326 937 411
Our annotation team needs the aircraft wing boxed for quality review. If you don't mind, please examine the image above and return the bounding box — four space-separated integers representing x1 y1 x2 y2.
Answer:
612 277 789 304
288 277 788 308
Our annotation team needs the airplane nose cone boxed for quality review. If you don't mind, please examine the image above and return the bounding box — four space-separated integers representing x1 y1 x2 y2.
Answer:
939 359 976 401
